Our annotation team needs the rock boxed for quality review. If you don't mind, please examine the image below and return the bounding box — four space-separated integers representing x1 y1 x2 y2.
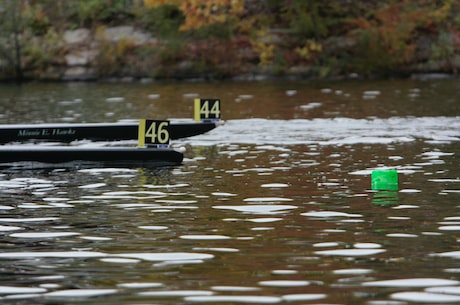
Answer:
64 28 90 44
410 73 453 81
140 78 154 83
288 65 313 75
65 50 97 66
102 26 154 45
63 67 96 81
323 36 357 52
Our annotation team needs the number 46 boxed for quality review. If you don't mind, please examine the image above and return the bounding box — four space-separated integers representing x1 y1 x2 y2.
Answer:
138 119 170 147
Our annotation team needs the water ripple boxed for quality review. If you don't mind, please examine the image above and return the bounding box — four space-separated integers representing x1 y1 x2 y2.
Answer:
182 117 460 145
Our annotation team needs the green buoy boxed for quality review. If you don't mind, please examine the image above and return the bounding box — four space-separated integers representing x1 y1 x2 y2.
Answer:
371 169 398 191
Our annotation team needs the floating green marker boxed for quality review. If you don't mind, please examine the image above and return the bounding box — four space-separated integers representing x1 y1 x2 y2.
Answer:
371 169 398 191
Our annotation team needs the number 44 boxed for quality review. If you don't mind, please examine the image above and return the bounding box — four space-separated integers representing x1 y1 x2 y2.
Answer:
200 100 220 118
194 98 221 121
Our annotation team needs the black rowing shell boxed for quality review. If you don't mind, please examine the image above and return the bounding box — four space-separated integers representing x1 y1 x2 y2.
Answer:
0 146 183 166
0 121 216 143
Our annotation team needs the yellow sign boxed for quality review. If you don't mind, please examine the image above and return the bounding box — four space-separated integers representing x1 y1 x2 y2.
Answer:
194 98 221 121
138 119 170 148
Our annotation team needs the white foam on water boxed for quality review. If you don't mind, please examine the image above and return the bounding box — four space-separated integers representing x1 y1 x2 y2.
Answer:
445 269 460 273
10 232 80 238
115 252 214 261
44 289 117 298
156 199 198 204
105 97 124 102
0 181 27 188
139 290 213 297
180 235 231 240
2 293 43 300
138 226 168 230
185 295 281 303
299 102 322 110
40 284 60 289
36 202 73 208
386 233 418 238
80 236 113 241
271 270 298 275
426 286 460 295
181 117 460 146
445 216 460 220
105 190 166 196
431 251 460 259
258 280 310 287
301 211 362 218
78 168 138 174
0 206 14 210
211 192 237 196
0 251 107 259
443 190 460 193
211 286 260 291
430 179 460 183
391 291 460 303
213 205 297 214
153 260 205 267
117 282 163 288
315 249 386 256
113 203 161 208
32 275 65 281
422 151 454 158
247 217 283 223
333 268 374 275
243 197 293 202
363 278 459 287
251 227 274 231
354 243 382 249
0 286 47 295
439 226 460 231
392 205 419 209
193 247 239 253
147 93 160 99
0 225 23 231
0 217 59 222
281 293 327 302
400 189 422 193
142 183 189 189
313 242 341 248
261 183 289 188
150 205 198 210
78 183 106 189
422 231 442 236
339 219 365 223
100 258 140 264
83 194 162 200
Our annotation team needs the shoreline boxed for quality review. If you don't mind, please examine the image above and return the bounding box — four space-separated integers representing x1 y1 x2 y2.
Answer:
1 71 456 84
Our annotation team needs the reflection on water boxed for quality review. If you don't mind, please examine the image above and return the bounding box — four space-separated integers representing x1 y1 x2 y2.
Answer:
372 191 399 206
0 80 459 304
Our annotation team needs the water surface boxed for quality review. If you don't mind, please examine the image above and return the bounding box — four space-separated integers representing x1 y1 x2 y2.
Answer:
0 79 459 304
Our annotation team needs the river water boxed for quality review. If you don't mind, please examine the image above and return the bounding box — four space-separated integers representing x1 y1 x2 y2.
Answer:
0 79 459 304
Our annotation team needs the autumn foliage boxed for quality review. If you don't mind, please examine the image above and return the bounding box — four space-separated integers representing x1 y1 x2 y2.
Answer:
1 0 460 80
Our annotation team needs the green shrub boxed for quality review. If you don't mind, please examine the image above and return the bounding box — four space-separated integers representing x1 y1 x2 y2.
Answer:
137 4 184 38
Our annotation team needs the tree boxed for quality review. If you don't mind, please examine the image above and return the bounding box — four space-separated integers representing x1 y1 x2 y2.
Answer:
0 0 26 82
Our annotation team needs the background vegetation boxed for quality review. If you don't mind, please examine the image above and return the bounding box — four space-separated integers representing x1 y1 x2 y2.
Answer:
0 0 459 81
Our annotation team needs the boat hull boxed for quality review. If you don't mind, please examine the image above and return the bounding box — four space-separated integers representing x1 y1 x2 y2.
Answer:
0 121 216 143
0 146 183 167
